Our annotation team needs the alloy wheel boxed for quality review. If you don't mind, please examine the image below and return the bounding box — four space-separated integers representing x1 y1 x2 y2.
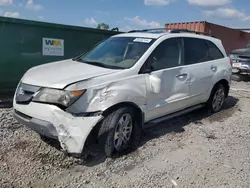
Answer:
113 113 133 151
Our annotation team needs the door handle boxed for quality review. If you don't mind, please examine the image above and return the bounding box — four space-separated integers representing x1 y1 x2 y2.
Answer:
211 65 217 71
176 73 188 79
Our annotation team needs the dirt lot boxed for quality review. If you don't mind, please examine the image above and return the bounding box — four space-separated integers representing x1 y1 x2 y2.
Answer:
1 81 250 188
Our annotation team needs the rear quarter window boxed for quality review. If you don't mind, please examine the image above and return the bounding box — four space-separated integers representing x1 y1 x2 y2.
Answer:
183 38 210 65
206 41 224 60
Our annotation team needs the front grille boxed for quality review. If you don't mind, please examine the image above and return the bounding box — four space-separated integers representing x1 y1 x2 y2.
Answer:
238 56 250 63
239 56 250 59
16 83 40 104
15 110 32 120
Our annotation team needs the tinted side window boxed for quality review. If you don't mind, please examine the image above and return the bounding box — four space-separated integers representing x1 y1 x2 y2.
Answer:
207 41 224 60
184 38 209 65
149 38 182 71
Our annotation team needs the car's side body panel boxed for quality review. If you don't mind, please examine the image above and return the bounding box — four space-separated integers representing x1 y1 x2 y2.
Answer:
66 74 148 116
186 58 231 105
145 66 190 121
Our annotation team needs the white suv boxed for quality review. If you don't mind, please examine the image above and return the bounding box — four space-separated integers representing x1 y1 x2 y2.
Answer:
13 29 232 157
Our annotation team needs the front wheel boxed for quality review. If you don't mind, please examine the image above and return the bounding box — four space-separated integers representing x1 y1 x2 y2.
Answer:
206 84 226 113
98 107 141 157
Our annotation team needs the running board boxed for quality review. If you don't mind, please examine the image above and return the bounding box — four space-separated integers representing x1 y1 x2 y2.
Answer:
144 104 204 128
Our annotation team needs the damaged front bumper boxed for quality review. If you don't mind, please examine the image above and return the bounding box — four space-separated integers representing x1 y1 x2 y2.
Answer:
13 102 103 155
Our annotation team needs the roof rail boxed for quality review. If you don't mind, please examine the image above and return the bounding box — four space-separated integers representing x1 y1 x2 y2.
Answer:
127 28 215 37
128 30 143 33
128 28 167 33
169 29 211 36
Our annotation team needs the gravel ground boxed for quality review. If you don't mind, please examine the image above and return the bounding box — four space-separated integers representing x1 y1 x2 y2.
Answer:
1 81 250 188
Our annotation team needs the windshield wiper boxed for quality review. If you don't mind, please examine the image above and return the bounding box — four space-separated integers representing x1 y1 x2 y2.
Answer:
84 61 111 68
74 58 124 69
82 60 124 69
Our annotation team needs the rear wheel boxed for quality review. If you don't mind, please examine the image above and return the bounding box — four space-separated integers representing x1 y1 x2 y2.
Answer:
98 107 141 157
206 84 226 113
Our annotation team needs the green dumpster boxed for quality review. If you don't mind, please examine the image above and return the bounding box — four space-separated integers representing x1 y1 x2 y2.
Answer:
0 17 120 97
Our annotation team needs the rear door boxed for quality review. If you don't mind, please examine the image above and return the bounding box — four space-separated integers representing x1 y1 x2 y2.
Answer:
182 37 223 104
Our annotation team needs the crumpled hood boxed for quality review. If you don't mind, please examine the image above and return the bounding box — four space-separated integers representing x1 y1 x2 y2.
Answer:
21 59 120 89
231 48 250 56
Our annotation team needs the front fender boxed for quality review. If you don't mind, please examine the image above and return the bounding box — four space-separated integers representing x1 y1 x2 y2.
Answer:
67 75 148 114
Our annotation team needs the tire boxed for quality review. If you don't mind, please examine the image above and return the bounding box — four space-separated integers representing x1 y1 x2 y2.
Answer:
206 84 226 113
98 107 141 157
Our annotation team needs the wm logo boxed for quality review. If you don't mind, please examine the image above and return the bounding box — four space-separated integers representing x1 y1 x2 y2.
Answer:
45 39 62 46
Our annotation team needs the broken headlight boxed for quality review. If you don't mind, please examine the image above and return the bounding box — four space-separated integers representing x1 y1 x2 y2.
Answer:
33 88 86 107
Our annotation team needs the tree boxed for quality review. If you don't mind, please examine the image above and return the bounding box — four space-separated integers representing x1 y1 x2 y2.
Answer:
97 23 109 30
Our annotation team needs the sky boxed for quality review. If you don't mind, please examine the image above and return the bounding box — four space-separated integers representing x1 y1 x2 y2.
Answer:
0 0 250 31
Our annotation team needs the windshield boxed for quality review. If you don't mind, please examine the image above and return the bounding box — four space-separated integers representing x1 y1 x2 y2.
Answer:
79 37 155 69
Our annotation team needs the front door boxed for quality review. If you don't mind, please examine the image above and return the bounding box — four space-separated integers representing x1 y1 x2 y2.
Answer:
145 38 191 121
